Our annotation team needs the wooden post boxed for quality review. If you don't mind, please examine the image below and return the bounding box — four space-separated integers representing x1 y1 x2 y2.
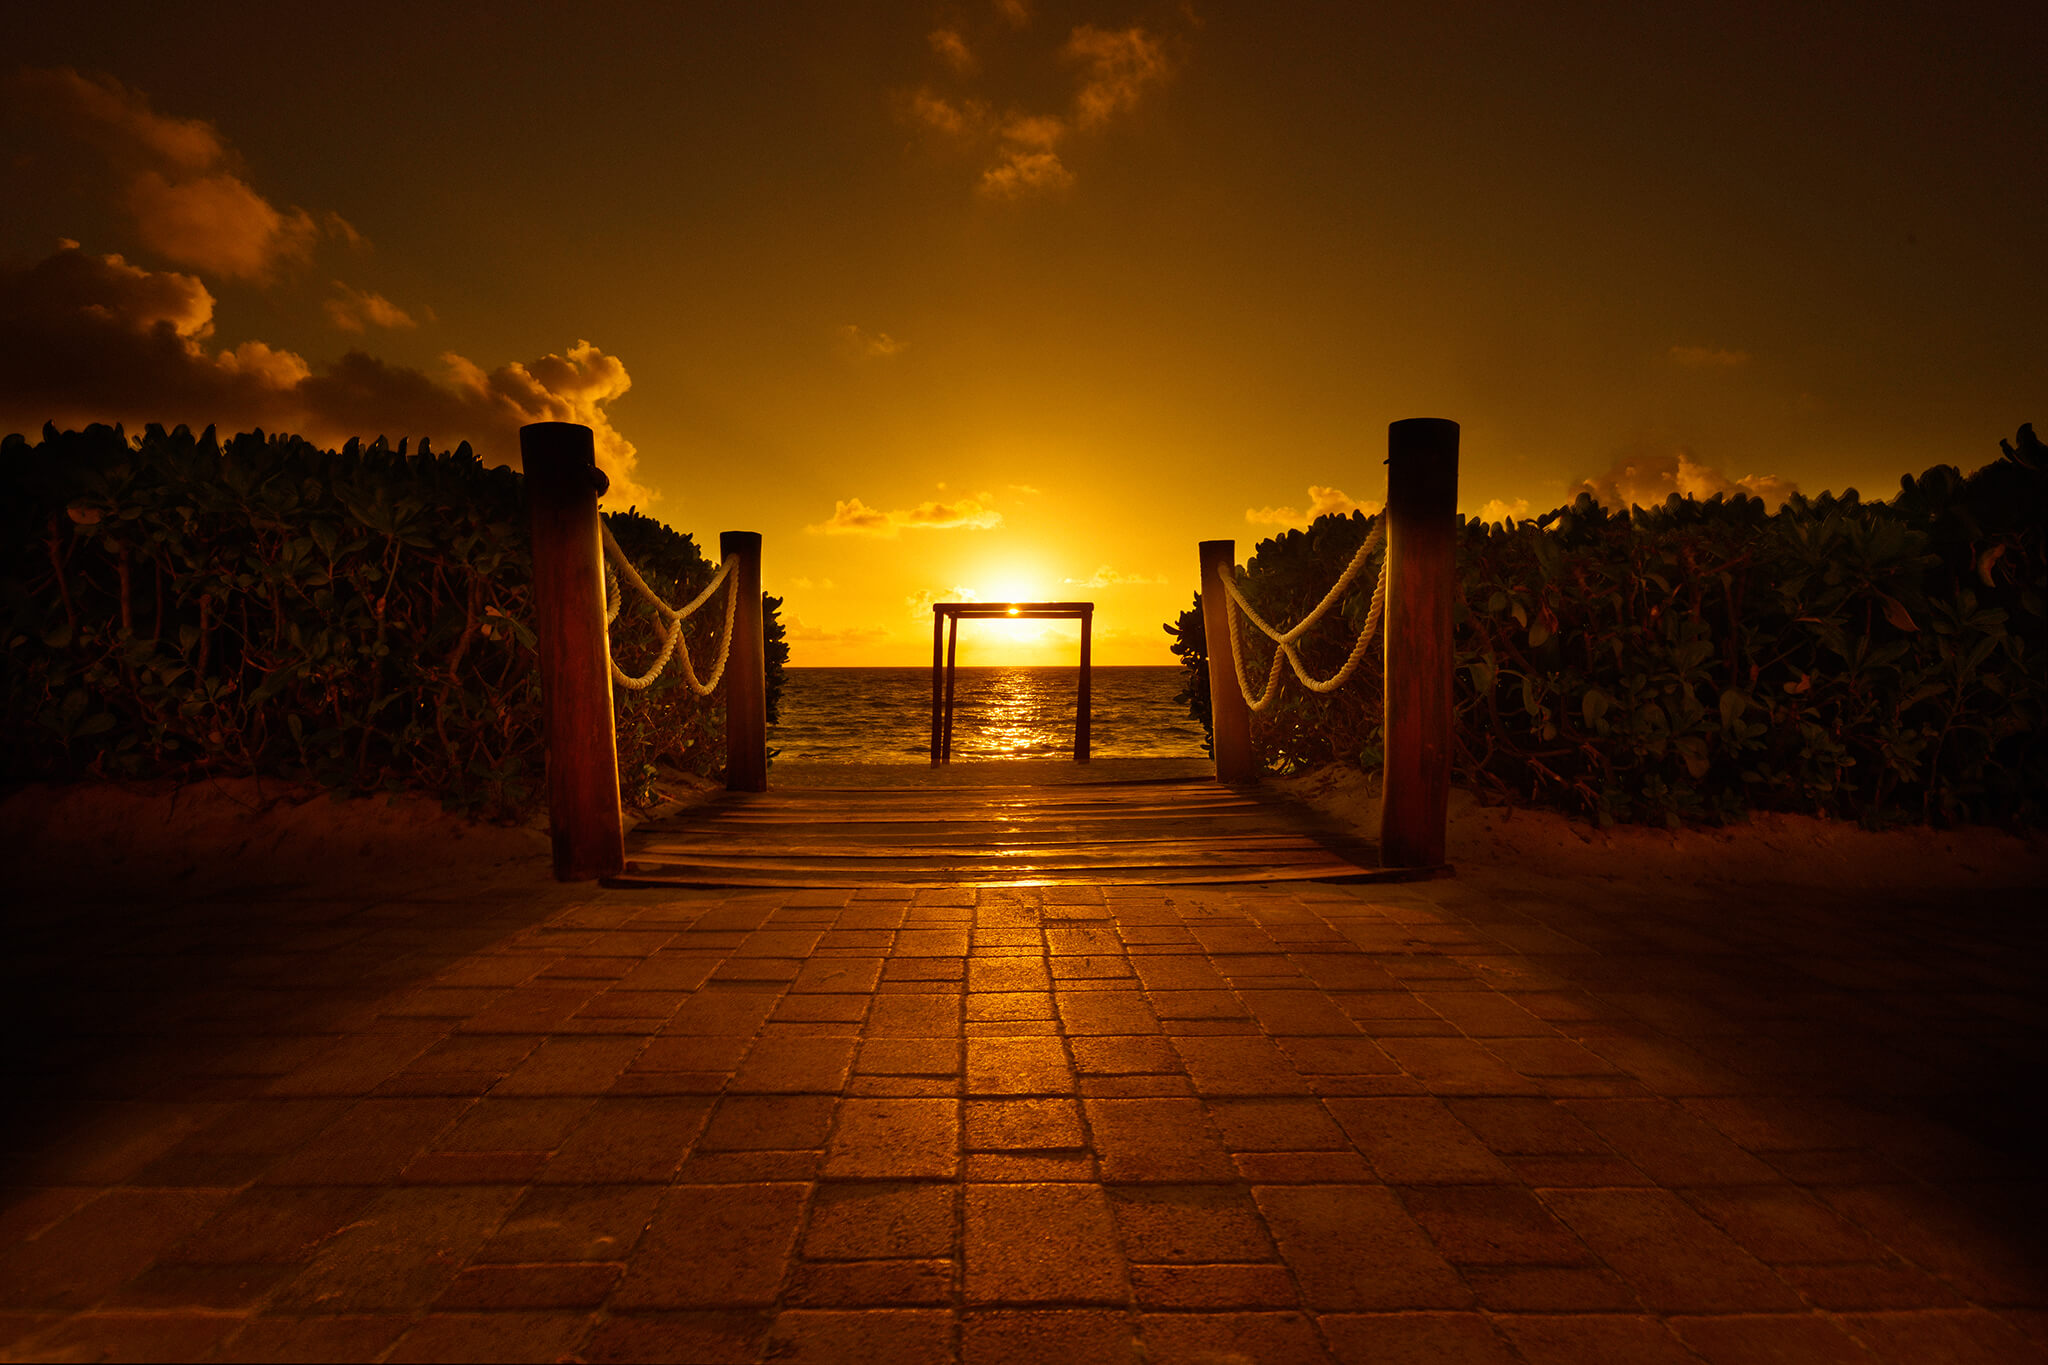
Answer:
929 608 944 765
1380 417 1459 867
942 613 960 762
722 531 767 792
1198 540 1256 784
522 421 624 881
1075 607 1093 762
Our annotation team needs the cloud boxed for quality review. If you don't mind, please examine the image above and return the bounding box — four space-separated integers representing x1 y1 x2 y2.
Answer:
0 242 652 505
993 0 1031 26
809 491 1003 536
901 21 1173 199
836 323 904 359
908 587 982 619
1574 446 1796 511
1245 484 1383 528
810 497 893 534
979 149 1074 200
1670 344 1751 368
1471 497 1532 525
929 28 977 74
325 282 419 333
16 67 347 282
904 89 988 139
1064 26 1170 129
1063 565 1167 588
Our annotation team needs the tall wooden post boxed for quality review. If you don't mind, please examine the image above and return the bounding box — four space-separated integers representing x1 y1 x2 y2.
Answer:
1380 417 1459 867
1075 606 1093 762
929 609 944 765
522 421 624 882
722 531 767 792
1198 540 1256 784
942 614 960 762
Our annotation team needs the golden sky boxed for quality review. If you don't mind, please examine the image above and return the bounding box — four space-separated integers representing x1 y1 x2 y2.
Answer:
4 3 2042 664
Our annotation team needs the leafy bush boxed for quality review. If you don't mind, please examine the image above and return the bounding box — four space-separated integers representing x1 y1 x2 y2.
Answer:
1167 426 2046 827
2 422 786 819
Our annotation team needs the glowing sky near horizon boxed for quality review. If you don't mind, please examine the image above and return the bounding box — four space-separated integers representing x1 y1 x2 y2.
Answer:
3 3 2042 664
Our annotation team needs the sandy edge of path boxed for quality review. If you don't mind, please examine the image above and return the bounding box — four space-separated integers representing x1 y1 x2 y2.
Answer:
1274 764 2048 893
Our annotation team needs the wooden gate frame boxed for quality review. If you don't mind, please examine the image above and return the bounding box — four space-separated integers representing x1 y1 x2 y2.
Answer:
929 602 1094 765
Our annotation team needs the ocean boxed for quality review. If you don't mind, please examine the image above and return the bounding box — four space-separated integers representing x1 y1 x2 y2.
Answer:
769 666 1209 764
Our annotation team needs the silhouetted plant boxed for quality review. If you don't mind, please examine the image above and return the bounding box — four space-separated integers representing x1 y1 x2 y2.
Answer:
1 422 785 819
1165 426 2046 827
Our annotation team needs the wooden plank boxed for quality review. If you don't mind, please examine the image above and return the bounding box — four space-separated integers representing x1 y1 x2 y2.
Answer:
613 773 1396 889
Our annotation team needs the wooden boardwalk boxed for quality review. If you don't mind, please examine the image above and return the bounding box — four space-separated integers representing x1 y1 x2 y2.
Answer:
614 776 1407 887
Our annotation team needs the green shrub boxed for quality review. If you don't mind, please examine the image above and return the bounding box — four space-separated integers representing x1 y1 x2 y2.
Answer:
1167 426 2047 827
1 422 785 819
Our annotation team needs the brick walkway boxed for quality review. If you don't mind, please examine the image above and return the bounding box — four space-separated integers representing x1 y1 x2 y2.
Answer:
2 863 2043 1362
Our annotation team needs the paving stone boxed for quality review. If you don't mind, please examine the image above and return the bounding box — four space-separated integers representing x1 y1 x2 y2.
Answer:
1068 1034 1181 1074
965 1183 1128 1304
1085 1097 1236 1182
166 1184 378 1265
696 1094 836 1151
1540 1187 1803 1313
384 1309 595 1362
270 1185 524 1313
611 1183 807 1308
1171 1035 1311 1096
1669 1311 1883 1363
856 1038 962 1076
824 1098 961 1178
1394 1183 1593 1265
869 994 963 1037
7 1310 245 1363
260 1097 472 1184
1056 991 1162 1035
212 1314 413 1362
1254 1184 1471 1310
1496 1312 1701 1365
1207 1097 1350 1152
1140 1311 1334 1364
1319 1311 1520 1364
967 1037 1073 1095
783 1258 953 1306
1563 1097 1784 1185
539 1096 712 1182
435 1261 621 1309
1107 1184 1275 1262
966 1098 1085 1151
663 989 781 1036
1374 1037 1544 1094
477 1184 662 1263
1324 1097 1515 1183
731 1036 859 1093
961 1309 1141 1365
802 1182 955 1260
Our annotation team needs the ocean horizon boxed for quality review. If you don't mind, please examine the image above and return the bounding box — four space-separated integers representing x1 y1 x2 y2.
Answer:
769 665 1208 765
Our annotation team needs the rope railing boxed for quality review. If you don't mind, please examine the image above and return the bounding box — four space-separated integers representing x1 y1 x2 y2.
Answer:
1218 520 1388 714
599 519 738 695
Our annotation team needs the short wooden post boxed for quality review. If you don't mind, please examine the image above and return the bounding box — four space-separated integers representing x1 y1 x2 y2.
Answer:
722 531 767 792
1198 539 1256 784
942 614 960 762
1075 607 1093 762
929 609 944 765
522 421 624 881
1380 417 1460 867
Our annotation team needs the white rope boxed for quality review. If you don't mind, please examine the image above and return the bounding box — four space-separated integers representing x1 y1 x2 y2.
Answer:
1219 521 1389 714
599 520 739 695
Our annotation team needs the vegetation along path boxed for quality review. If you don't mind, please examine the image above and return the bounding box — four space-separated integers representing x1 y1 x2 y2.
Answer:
1 786 2042 1363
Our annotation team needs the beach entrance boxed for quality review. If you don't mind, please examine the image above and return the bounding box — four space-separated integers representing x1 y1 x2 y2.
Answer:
929 601 1093 765
518 417 1459 887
